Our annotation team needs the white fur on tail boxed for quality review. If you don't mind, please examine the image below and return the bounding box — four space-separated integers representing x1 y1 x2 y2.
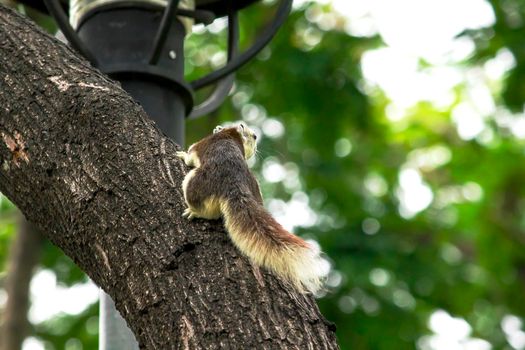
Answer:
220 199 329 294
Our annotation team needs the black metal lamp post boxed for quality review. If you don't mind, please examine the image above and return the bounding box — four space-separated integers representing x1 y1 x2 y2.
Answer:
40 0 293 141
19 0 292 347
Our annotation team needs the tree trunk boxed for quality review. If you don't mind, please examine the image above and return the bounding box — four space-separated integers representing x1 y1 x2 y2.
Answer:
0 6 338 350
1 215 44 350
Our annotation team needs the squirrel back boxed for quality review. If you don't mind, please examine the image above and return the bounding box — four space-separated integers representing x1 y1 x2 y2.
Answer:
177 124 328 294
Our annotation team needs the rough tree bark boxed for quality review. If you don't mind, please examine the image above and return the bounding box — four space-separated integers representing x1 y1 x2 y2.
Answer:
0 5 338 350
1 215 44 350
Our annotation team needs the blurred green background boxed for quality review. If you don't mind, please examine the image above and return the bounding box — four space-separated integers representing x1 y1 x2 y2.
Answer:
1 0 525 349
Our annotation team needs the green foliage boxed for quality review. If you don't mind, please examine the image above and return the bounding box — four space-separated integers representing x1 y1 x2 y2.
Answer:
34 302 99 350
0 196 16 271
194 1 525 349
2 1 525 349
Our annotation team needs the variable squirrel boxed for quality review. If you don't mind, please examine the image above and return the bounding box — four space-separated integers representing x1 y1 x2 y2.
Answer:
176 123 328 294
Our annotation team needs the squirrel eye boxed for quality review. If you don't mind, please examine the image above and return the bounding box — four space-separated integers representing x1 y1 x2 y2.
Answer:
253 134 257 140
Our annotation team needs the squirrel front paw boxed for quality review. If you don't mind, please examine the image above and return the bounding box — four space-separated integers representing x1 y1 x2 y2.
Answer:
176 151 187 160
182 207 197 220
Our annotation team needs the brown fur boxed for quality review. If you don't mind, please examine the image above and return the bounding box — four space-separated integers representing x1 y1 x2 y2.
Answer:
178 125 326 293
185 127 262 210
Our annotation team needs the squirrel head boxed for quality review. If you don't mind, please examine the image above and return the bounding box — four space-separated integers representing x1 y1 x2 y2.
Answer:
214 123 257 160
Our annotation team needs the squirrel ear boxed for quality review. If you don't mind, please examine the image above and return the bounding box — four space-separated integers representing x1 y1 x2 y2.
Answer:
213 125 224 134
236 123 246 134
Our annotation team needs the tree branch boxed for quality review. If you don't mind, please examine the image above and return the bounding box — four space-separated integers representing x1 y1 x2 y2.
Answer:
0 5 338 349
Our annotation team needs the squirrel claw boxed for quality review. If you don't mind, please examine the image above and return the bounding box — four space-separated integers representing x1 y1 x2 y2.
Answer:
183 207 196 220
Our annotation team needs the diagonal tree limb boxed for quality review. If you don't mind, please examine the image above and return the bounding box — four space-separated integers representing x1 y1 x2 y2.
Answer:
0 5 338 349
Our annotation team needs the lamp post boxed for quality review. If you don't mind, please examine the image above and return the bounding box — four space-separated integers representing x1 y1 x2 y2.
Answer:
21 0 293 347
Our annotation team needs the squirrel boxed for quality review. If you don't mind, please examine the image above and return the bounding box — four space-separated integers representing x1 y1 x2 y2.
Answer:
176 123 328 294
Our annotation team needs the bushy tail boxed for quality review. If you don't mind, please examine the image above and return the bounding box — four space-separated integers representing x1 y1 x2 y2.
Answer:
220 196 328 294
